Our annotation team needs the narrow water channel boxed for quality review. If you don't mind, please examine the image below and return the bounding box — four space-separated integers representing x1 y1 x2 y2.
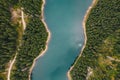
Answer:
32 0 92 80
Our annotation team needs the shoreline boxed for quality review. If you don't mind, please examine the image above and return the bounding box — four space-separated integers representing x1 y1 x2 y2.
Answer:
28 0 51 80
67 0 98 80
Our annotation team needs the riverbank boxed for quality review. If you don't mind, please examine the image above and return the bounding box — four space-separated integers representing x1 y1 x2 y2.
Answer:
67 0 98 80
28 0 51 80
69 0 120 79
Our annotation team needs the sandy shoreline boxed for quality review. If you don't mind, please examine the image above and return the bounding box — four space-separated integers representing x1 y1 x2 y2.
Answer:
67 0 98 80
28 0 51 80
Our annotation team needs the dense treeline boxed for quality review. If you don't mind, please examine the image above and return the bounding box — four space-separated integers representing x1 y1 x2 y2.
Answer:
0 0 48 80
0 0 19 79
11 0 48 80
71 0 120 80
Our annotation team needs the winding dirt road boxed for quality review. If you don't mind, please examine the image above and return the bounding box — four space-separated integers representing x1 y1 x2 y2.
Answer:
7 9 26 80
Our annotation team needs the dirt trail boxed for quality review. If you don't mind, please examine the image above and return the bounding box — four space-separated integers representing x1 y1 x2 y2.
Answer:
21 9 26 30
7 9 26 80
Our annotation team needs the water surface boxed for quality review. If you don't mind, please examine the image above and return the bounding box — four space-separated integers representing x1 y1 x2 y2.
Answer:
32 0 92 80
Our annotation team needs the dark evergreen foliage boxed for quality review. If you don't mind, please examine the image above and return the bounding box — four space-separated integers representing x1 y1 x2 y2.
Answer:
71 0 120 80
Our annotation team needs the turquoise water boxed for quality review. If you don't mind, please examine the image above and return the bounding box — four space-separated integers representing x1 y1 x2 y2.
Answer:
32 0 92 80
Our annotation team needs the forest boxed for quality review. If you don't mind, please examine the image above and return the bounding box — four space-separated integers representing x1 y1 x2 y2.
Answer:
71 0 120 80
11 0 48 80
0 0 48 80
0 0 19 80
